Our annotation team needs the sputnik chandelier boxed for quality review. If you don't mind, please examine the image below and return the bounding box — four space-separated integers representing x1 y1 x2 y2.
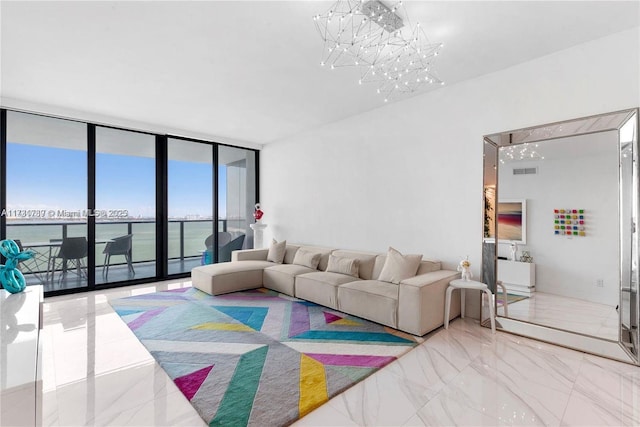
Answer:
313 0 444 102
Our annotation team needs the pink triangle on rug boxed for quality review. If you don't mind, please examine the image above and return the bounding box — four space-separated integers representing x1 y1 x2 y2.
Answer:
174 365 214 401
323 311 342 324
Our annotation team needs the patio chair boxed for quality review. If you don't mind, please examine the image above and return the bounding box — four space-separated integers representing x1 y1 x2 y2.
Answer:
102 234 134 280
48 237 88 284
202 232 233 264
218 234 245 263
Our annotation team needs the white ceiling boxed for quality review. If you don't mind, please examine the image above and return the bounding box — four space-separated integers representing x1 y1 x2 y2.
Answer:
1 1 638 146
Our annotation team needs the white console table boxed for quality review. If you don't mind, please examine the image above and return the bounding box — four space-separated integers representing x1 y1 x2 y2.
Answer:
0 285 43 426
497 260 536 296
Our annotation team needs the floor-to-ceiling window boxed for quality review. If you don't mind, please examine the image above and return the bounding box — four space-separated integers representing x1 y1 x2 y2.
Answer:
0 108 258 296
95 127 157 285
218 146 257 258
167 138 214 274
4 111 88 292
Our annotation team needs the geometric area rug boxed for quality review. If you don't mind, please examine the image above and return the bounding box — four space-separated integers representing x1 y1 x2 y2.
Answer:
109 287 420 427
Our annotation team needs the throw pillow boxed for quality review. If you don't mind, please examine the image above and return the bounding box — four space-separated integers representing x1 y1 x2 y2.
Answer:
326 255 359 278
378 247 422 284
267 239 286 264
292 248 321 269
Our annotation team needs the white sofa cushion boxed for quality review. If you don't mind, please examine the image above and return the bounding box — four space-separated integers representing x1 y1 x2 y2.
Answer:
292 248 322 269
330 250 377 279
337 280 399 328
264 264 316 296
267 239 287 263
295 271 358 310
326 255 359 278
378 247 422 284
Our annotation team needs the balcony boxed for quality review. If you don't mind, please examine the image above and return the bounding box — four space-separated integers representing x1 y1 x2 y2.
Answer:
7 219 246 293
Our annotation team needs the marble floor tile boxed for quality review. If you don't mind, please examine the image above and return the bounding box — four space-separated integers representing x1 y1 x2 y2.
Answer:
42 281 640 427
561 354 640 426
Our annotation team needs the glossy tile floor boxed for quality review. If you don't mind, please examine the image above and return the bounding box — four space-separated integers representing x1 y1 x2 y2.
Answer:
43 280 640 426
506 291 619 341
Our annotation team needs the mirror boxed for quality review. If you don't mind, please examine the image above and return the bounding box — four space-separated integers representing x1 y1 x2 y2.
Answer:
482 108 639 364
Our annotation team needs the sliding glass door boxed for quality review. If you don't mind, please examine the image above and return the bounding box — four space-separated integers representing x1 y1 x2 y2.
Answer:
167 138 214 274
95 127 156 285
0 108 258 296
5 111 88 292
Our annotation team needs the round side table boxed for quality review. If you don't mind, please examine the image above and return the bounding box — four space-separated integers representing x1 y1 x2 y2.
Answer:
444 279 496 333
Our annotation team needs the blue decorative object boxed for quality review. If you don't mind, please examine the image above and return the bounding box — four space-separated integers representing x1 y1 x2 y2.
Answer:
0 240 34 294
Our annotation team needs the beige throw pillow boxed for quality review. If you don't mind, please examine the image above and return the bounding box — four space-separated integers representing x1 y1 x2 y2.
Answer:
267 239 286 264
326 255 359 278
378 247 422 284
292 248 321 269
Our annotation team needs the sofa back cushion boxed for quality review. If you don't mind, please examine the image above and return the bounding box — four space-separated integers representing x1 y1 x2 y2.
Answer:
267 239 287 263
283 245 301 264
377 247 422 284
330 250 377 280
299 246 335 271
326 255 359 278
417 259 442 274
292 248 322 269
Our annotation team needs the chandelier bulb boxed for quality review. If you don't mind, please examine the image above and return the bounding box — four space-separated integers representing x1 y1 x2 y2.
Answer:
440 81 445 85
384 98 388 102
358 79 362 85
320 61 325 66
331 64 335 70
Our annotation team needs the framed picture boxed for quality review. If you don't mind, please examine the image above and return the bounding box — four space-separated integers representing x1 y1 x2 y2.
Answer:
496 199 527 244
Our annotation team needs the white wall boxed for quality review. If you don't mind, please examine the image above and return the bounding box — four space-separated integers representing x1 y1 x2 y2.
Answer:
498 132 619 306
260 28 639 318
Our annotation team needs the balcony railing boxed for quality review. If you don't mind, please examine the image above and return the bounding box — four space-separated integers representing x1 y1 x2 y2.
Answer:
6 218 245 274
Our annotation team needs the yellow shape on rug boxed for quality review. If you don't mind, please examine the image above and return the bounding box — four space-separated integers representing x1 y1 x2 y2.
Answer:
191 322 254 332
298 354 328 417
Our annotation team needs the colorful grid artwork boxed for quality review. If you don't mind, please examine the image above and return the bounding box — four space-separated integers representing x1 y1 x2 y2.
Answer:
553 209 586 236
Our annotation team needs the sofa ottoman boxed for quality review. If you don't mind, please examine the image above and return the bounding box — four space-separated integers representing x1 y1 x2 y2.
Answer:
191 260 273 295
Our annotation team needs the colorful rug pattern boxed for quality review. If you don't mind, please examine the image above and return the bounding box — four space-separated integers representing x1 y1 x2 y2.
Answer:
110 287 420 426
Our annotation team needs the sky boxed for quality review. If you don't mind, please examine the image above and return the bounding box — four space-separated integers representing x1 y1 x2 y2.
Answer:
6 143 228 219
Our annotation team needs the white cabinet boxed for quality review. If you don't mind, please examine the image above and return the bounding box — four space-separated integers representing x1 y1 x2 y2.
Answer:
497 260 536 296
1 286 43 426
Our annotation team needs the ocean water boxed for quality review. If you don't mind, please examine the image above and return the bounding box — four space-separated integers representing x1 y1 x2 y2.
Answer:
7 220 247 269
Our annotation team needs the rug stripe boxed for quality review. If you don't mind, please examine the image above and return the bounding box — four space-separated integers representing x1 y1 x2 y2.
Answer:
298 353 328 418
128 307 167 331
213 306 268 331
283 341 412 357
210 346 268 427
305 353 396 368
291 330 414 344
191 322 254 332
175 365 214 401
142 339 266 355
288 302 310 337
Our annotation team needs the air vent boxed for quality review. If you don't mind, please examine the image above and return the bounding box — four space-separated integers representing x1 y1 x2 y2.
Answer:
513 167 537 175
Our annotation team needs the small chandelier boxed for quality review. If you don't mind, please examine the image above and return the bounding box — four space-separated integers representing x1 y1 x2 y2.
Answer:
500 143 545 164
313 0 444 102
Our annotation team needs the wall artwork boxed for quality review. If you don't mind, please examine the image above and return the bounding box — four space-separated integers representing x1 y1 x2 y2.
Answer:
554 209 586 236
497 199 526 244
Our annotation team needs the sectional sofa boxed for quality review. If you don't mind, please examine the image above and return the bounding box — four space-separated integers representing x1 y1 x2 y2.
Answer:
191 243 461 336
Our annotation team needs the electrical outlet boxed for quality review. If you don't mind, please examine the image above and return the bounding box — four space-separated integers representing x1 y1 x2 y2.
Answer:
596 279 604 288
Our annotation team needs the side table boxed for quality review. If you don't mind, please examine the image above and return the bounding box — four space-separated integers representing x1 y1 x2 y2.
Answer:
444 279 496 333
